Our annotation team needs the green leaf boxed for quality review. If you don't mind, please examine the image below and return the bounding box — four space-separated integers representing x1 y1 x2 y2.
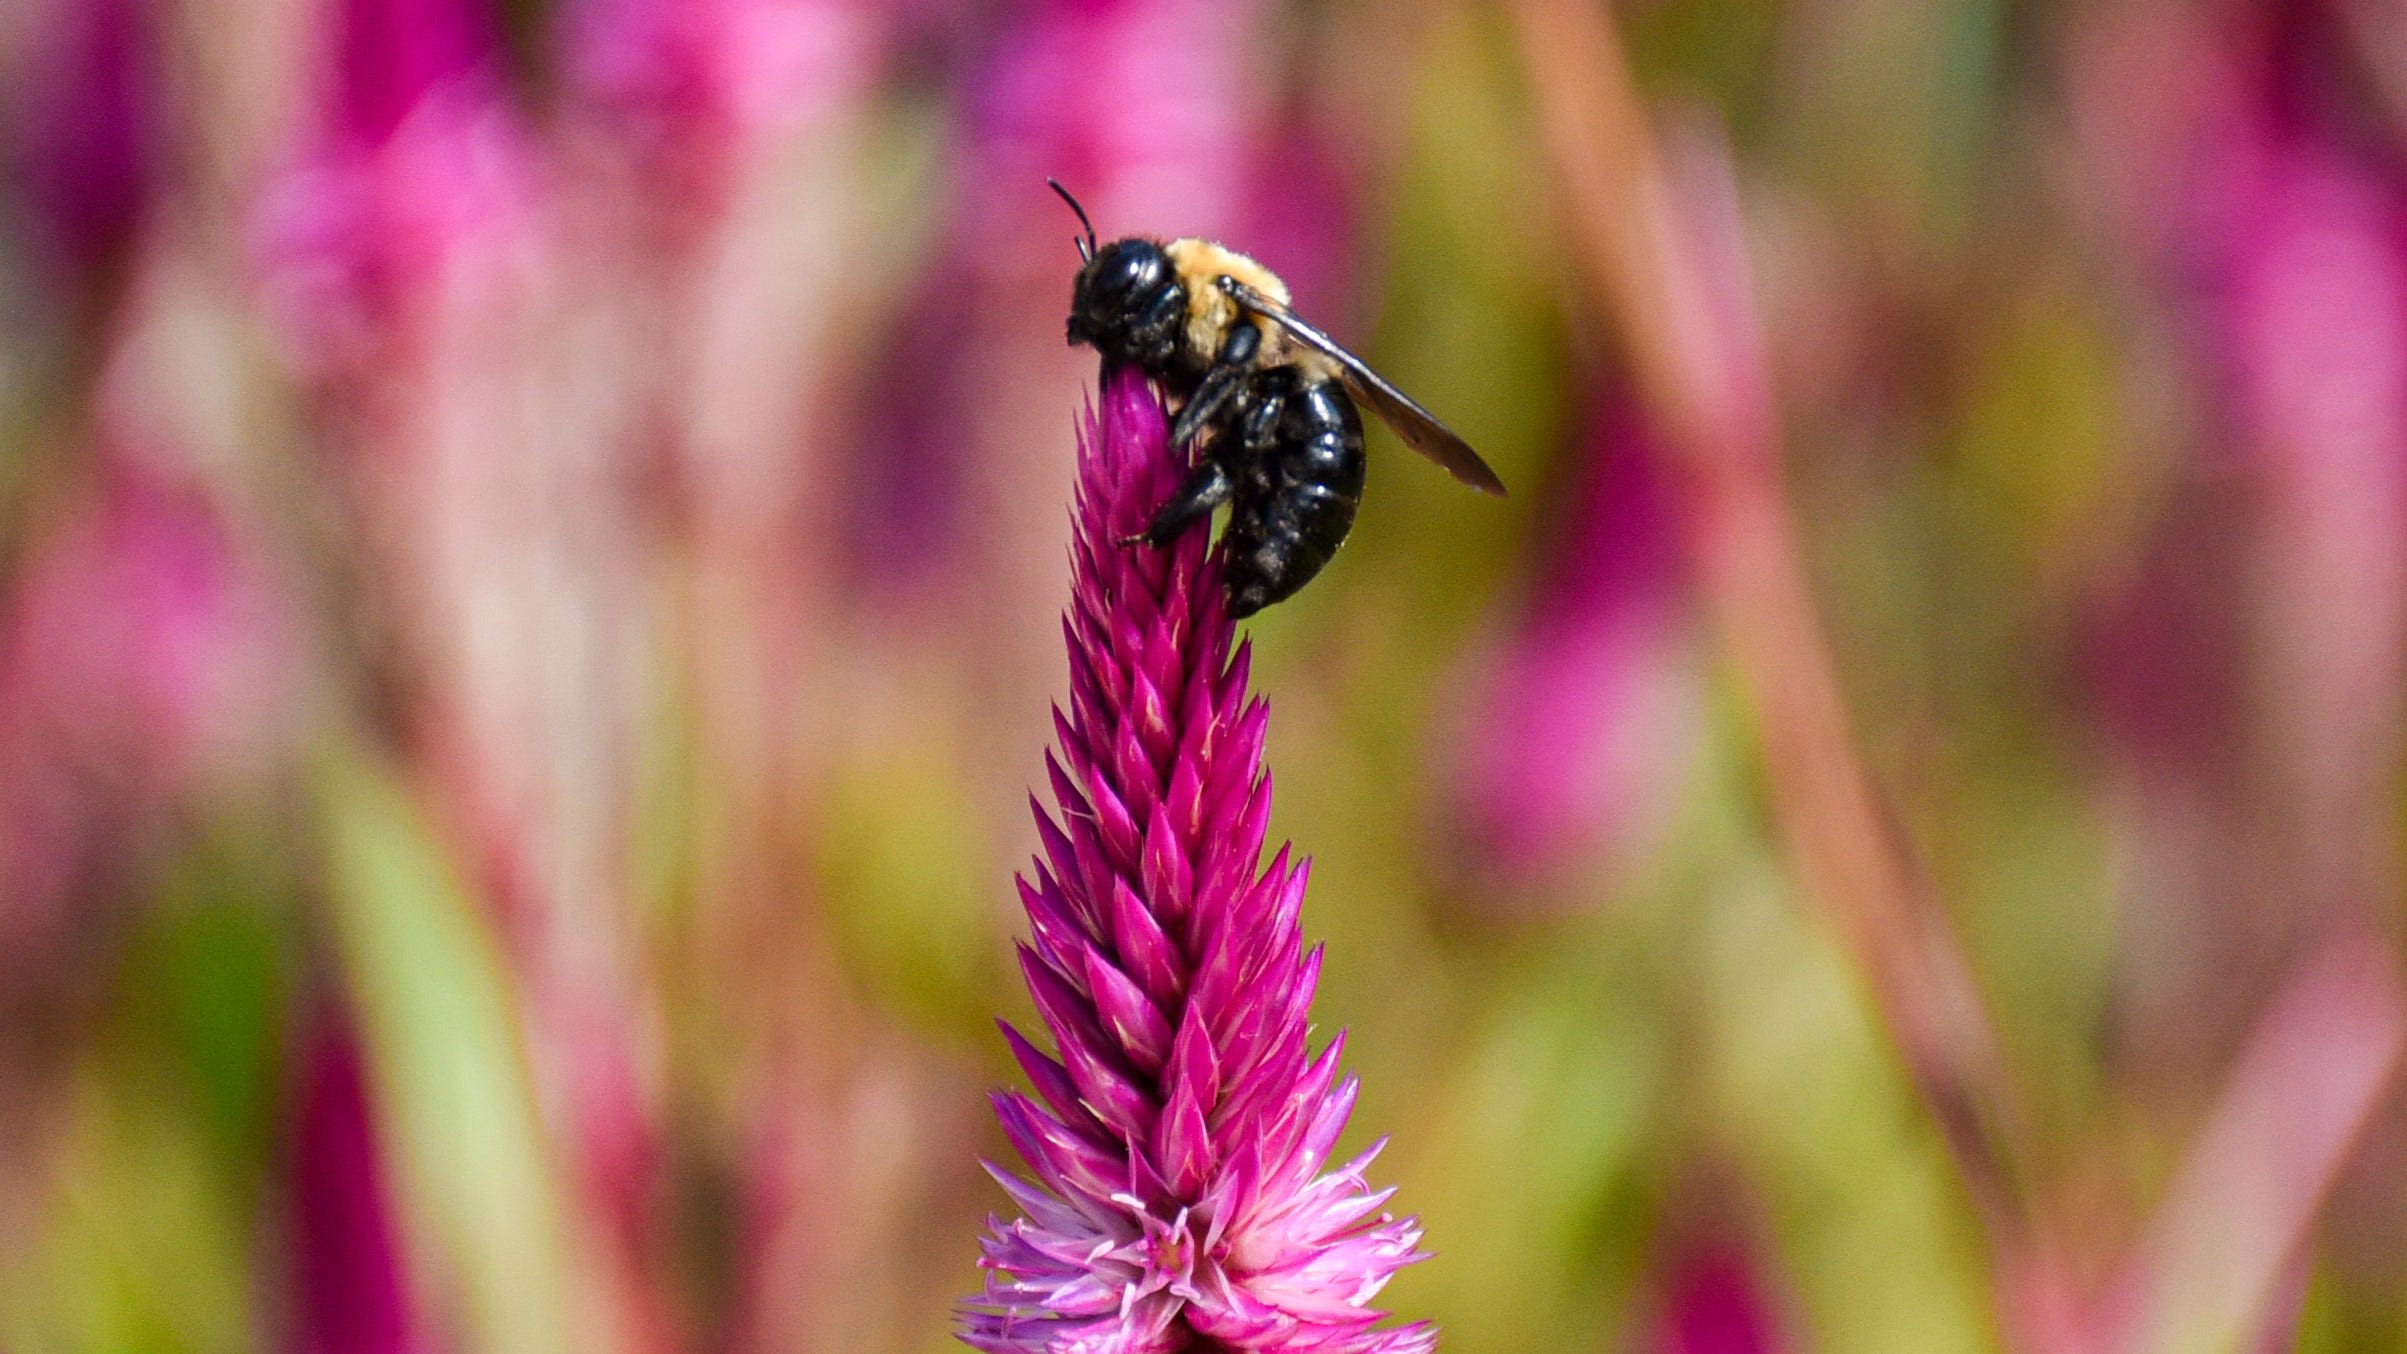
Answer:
315 748 580 1354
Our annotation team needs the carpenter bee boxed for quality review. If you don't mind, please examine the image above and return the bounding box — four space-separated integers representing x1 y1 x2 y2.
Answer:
1050 181 1504 618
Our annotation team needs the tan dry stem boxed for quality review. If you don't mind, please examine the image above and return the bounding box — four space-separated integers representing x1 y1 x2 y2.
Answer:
1504 0 2055 1327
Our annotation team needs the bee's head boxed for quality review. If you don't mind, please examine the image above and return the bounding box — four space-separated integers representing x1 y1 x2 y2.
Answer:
1067 237 1184 363
1049 181 1185 368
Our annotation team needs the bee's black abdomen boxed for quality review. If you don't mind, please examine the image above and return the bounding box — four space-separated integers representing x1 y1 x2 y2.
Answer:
1219 369 1365 618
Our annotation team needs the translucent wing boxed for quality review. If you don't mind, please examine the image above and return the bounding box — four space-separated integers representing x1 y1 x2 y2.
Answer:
1221 278 1506 496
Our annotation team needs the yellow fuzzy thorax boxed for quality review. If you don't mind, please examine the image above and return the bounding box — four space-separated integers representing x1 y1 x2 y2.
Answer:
1166 238 1294 362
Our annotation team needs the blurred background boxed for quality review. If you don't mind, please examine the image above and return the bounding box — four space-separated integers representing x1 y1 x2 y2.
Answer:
2 0 2405 1349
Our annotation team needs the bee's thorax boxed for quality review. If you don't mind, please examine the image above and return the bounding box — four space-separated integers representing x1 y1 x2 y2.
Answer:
1167 238 1291 366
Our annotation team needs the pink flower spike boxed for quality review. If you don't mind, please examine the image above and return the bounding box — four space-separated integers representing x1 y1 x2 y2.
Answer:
962 367 1432 1354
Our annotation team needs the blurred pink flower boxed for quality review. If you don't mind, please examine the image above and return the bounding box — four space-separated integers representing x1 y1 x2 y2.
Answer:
259 3 681 1341
965 0 1266 241
1441 396 1693 898
963 369 1431 1354
3 0 154 291
2223 146 2407 864
561 0 888 212
0 463 293 997
255 0 542 372
328 0 496 148
2063 0 2407 1049
1652 1238 1787 1354
290 1013 437 1354
2066 2 2407 1306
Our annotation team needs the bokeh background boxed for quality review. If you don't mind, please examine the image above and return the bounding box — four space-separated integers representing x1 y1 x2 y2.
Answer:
4 0 2406 1350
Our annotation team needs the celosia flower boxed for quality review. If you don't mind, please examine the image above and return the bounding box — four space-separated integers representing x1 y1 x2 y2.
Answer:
962 367 1432 1354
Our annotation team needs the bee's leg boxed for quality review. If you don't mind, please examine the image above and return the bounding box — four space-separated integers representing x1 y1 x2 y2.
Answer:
1169 367 1244 449
1168 324 1261 448
1126 455 1234 547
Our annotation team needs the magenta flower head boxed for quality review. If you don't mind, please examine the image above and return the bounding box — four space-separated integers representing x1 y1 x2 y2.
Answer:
962 367 1432 1354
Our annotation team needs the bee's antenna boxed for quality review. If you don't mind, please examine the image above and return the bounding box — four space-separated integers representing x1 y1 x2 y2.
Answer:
1047 178 1097 262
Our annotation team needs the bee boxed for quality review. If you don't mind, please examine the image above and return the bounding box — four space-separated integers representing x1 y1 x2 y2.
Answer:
1050 181 1504 618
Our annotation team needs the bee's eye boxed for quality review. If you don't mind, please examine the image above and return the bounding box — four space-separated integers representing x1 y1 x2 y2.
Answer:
1086 241 1165 307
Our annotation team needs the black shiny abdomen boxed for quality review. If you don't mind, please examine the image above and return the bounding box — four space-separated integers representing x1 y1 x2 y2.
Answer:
1218 369 1365 618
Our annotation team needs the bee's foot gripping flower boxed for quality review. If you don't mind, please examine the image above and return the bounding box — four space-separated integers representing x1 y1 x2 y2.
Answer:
960 366 1433 1354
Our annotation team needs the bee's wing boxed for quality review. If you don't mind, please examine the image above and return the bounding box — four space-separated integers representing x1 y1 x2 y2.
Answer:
1222 279 1506 496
